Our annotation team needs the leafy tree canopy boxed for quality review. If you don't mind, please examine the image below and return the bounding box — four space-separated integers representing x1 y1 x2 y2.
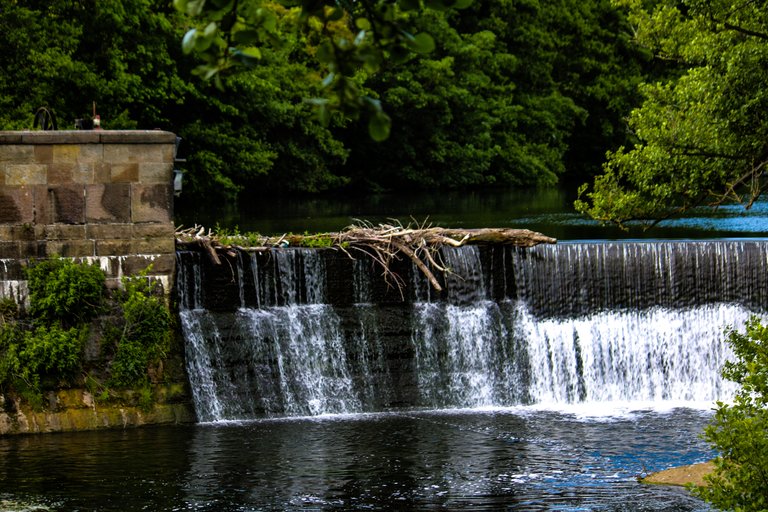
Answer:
2 0 653 201
173 0 473 141
575 0 768 227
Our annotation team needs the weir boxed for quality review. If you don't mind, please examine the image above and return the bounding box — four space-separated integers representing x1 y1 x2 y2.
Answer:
177 240 767 422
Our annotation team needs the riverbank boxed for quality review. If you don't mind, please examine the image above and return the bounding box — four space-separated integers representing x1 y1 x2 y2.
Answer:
0 385 195 435
642 461 714 487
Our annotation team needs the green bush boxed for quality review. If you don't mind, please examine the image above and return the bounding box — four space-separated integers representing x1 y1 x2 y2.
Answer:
692 317 768 510
0 321 85 406
25 257 105 327
0 258 172 409
108 272 171 388
20 325 87 385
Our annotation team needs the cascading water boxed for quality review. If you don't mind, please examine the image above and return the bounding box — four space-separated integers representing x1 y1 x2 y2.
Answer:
177 241 767 421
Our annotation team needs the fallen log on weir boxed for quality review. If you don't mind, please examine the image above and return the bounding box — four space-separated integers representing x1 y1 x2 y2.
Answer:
176 222 556 294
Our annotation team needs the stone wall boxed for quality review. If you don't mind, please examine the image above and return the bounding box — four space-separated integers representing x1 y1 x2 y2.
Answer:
0 130 177 301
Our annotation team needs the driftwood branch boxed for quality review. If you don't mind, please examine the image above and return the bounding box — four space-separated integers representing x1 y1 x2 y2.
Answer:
176 222 556 293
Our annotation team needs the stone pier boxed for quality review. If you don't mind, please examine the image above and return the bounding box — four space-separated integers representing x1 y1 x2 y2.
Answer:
0 130 177 301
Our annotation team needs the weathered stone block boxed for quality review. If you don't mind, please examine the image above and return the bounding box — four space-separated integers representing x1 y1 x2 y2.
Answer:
32 185 52 225
20 131 100 144
73 163 95 184
0 145 33 164
0 192 24 224
5 164 47 185
131 238 175 254
77 144 103 164
110 163 139 183
0 225 35 241
95 239 132 256
122 255 162 275
139 163 172 184
86 223 133 240
52 144 81 163
50 185 85 224
47 163 73 184
0 133 23 144
85 183 131 223
0 242 20 258
0 187 34 224
99 130 177 144
131 184 172 223
143 253 176 275
34 145 53 164
94 162 111 184
44 224 87 240
20 241 46 258
132 222 175 239
104 143 173 165
46 240 95 258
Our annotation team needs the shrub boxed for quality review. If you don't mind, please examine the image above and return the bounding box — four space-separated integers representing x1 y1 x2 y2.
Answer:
25 257 105 327
108 272 171 388
692 317 768 510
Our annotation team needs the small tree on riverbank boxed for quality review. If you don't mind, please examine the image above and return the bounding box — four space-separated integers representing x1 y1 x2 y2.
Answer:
692 317 768 510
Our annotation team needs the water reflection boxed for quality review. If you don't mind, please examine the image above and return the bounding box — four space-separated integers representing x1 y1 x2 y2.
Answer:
0 408 713 511
175 188 768 240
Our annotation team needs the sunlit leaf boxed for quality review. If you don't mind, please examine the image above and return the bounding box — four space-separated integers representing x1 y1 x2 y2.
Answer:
186 0 206 16
355 18 372 31
182 29 197 54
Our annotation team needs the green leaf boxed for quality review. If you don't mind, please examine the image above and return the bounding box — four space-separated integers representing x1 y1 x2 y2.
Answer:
232 47 262 67
173 0 189 13
407 32 435 54
316 41 335 66
368 111 391 141
186 0 206 16
355 17 372 31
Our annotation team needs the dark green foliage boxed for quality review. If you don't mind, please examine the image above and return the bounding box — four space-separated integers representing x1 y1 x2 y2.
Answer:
25 257 105 327
107 273 172 388
20 325 88 386
576 0 768 226
2 0 652 200
692 317 768 510
0 259 172 408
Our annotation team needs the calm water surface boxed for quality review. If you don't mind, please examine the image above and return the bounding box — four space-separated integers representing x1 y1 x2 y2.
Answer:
0 406 712 511
174 188 768 240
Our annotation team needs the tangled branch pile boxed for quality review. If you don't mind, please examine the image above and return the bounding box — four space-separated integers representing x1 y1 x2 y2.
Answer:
176 221 556 293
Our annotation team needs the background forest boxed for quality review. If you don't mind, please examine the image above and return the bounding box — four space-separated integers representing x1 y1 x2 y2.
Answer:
1 0 655 205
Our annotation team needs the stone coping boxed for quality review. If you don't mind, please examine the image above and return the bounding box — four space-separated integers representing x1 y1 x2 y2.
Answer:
0 130 177 145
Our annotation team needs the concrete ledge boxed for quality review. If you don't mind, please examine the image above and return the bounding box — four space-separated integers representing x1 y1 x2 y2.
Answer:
0 130 177 145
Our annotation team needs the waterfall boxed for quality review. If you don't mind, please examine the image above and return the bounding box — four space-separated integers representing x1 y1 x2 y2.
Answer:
177 241 766 421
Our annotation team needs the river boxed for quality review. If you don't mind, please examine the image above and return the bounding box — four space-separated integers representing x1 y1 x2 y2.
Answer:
0 406 712 511
3 188 767 511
